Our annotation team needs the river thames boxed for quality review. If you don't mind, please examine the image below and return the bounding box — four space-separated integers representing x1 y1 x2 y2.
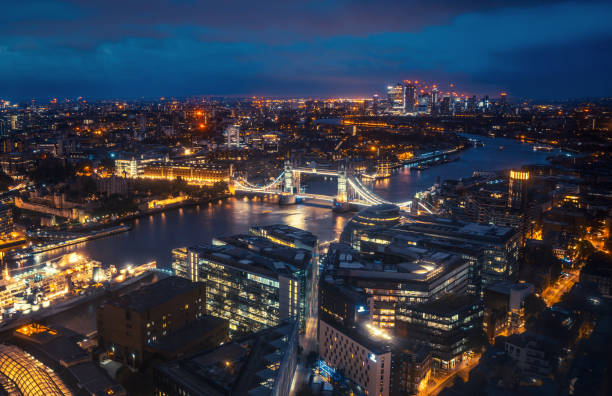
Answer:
35 134 564 270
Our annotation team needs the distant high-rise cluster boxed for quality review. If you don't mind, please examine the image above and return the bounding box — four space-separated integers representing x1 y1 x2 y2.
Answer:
384 80 497 116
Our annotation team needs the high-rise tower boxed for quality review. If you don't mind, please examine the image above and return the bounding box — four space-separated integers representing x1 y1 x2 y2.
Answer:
508 170 530 210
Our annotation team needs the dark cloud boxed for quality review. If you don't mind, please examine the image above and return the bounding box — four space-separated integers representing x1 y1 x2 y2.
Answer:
0 0 610 99
478 35 612 99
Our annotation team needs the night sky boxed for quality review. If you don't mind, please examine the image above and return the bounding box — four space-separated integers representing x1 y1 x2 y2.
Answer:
2 0 611 100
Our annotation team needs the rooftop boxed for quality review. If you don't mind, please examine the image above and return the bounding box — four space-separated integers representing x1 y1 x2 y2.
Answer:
156 320 298 396
148 315 228 355
10 324 125 396
113 276 198 312
249 224 317 248
400 216 517 243
190 239 309 280
406 293 480 316
213 234 312 270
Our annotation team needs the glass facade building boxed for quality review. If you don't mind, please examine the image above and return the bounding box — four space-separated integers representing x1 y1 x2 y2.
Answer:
396 294 483 372
173 234 311 335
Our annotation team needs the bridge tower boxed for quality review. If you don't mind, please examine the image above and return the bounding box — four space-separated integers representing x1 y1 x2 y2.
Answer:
337 163 348 202
283 160 294 193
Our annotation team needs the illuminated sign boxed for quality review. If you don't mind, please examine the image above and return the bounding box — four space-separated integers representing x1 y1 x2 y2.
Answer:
369 353 377 363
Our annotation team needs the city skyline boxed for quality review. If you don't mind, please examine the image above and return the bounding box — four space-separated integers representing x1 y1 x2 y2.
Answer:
2 0 612 100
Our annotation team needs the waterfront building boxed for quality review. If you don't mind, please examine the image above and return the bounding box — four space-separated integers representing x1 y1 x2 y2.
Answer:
154 320 298 396
395 294 483 373
140 162 230 186
171 246 193 281
97 276 228 367
0 254 102 314
249 224 319 319
398 216 520 288
323 243 469 329
115 151 167 178
173 234 309 335
340 204 401 250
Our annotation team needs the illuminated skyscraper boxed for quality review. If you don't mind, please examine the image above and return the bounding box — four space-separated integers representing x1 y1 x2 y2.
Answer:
430 87 439 115
224 123 241 148
387 84 405 114
404 82 417 113
372 94 380 115
508 170 530 210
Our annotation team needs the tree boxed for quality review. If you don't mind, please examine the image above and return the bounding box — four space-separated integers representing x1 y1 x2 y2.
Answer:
0 170 13 191
296 386 315 396
523 294 547 323
575 240 595 264
100 157 116 173
28 158 73 184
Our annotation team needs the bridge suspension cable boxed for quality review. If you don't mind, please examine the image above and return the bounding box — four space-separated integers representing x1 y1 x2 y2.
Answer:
348 176 413 208
234 171 286 191
233 168 414 209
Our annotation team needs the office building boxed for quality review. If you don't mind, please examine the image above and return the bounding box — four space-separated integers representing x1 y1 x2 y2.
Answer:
173 234 310 335
404 82 417 113
319 277 367 328
387 84 405 114
398 217 520 288
115 151 167 178
396 294 483 372
359 227 484 296
0 204 13 237
249 224 319 321
323 242 469 329
508 170 530 210
318 287 432 396
340 204 400 250
97 276 228 367
154 320 298 396
225 123 241 148
249 224 318 253
483 281 534 339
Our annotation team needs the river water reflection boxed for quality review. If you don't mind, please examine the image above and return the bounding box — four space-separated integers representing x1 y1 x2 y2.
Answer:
32 134 563 269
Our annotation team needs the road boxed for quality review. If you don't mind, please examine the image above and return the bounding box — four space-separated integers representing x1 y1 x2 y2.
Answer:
289 316 318 396
421 355 481 396
541 270 579 306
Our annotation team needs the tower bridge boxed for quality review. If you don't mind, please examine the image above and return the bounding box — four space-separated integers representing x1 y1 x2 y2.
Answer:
232 161 420 210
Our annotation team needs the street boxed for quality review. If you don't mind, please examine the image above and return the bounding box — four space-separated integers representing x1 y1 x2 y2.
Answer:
541 270 579 306
421 355 481 396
